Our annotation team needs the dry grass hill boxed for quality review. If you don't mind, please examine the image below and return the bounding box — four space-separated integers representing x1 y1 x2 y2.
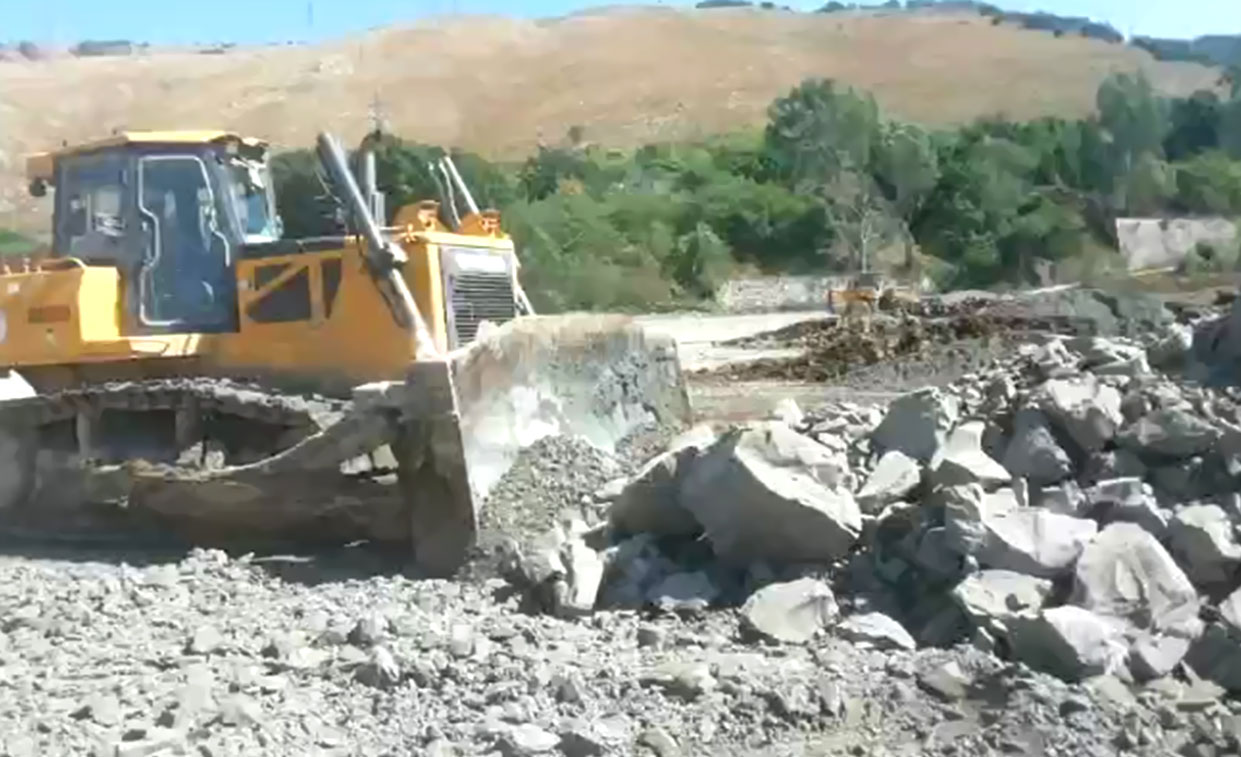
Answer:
0 5 1219 234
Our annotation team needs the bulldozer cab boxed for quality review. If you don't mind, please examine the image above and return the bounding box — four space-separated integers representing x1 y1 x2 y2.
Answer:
29 132 277 335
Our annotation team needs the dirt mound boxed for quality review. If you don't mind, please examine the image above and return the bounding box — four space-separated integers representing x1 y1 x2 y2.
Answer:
706 315 1022 384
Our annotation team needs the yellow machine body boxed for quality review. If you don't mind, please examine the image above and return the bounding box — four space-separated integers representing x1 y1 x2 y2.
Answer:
0 131 691 574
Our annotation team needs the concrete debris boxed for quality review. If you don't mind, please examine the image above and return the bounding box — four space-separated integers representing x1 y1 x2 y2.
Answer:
740 577 838 643
1035 481 1089 516
856 450 922 512
560 537 606 616
1003 409 1074 486
1168 504 1241 589
1008 606 1129 682
918 661 972 702
871 387 960 463
681 426 861 564
836 612 917 650
930 421 1013 488
1071 523 1200 636
1036 375 1124 453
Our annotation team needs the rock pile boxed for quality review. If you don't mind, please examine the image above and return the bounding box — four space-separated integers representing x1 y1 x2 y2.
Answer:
510 324 1241 725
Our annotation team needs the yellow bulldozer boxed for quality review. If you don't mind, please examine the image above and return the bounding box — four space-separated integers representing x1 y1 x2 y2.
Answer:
0 130 690 575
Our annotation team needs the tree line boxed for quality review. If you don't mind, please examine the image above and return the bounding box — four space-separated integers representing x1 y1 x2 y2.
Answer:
270 72 1241 311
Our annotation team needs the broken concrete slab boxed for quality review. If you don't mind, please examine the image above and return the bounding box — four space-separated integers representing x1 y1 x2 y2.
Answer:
681 426 862 565
740 577 838 644
871 387 960 463
930 421 1013 488
1072 523 1200 637
1007 606 1129 682
836 612 917 651
1002 409 1074 487
560 538 605 617
856 450 922 513
1168 504 1241 589
609 425 716 538
1036 375 1124 454
1119 407 1222 459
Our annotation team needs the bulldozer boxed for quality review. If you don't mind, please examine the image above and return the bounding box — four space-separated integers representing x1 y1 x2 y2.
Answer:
0 130 690 575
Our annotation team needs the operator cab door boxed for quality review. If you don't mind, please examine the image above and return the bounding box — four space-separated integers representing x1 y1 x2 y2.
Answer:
133 153 235 333
54 148 238 335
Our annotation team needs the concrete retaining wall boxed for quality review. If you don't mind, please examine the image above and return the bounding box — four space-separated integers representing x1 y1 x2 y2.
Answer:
1116 217 1238 272
715 276 853 313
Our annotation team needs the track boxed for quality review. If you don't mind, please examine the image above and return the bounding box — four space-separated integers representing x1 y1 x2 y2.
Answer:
0 377 402 547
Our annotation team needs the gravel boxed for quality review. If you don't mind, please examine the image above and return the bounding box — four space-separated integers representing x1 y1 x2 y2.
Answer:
0 545 1209 757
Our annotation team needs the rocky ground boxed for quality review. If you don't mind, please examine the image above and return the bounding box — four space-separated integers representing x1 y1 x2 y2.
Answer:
6 287 1241 756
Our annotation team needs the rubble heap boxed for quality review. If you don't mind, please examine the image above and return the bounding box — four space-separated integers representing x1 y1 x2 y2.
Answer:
508 319 1241 750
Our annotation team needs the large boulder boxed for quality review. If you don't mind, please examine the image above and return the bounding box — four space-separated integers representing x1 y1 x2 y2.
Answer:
973 508 1097 579
941 485 1094 578
1002 409 1073 486
1007 606 1128 682
1036 376 1124 454
609 425 716 538
1168 504 1241 589
951 570 1054 631
1086 477 1168 538
930 421 1012 488
871 388 960 463
741 578 838 643
680 426 862 564
856 450 921 513
1071 523 1200 636
1118 407 1222 459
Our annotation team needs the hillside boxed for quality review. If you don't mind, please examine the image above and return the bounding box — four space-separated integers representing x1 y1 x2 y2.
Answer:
0 5 1219 234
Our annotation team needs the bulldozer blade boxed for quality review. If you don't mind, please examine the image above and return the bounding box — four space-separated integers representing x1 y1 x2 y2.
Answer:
101 314 689 575
399 313 692 576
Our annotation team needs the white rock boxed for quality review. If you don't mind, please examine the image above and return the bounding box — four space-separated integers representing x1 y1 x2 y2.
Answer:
871 388 960 463
855 450 921 513
499 724 561 756
1008 606 1129 682
837 612 917 650
609 425 715 538
681 426 862 564
1168 504 1241 588
741 578 838 644
1037 375 1124 453
1119 407 1222 458
560 538 605 616
975 508 1097 579
770 398 805 427
645 571 719 612
1087 477 1168 538
931 421 1012 488
951 570 1053 629
1072 523 1200 636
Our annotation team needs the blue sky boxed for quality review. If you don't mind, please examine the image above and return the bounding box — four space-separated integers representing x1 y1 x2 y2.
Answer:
4 0 1237 45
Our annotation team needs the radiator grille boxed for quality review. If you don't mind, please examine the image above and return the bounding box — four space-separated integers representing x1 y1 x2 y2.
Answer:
441 247 517 347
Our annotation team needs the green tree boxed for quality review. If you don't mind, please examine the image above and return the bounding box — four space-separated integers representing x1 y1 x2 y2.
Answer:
872 122 940 220
1164 90 1221 161
763 78 881 191
269 149 340 238
1174 152 1241 215
1096 72 1172 206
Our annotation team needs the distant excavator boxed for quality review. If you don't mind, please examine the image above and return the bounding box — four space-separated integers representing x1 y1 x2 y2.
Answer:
831 271 920 320
0 129 690 575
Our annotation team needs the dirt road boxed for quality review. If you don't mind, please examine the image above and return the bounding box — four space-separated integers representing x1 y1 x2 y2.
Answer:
634 311 906 422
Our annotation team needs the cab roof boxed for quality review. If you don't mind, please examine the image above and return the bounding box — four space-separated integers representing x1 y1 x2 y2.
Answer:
26 131 268 183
